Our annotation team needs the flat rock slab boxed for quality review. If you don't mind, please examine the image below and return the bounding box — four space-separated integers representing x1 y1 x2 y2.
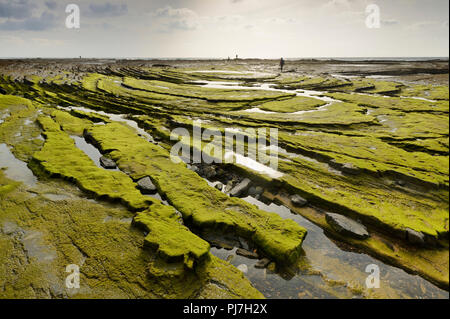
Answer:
137 176 157 194
229 178 251 197
210 240 234 250
236 248 259 259
325 213 369 239
100 156 117 169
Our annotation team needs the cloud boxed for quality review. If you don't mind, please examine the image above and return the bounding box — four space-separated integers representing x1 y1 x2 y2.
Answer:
0 10 57 31
0 34 25 45
88 2 128 17
322 0 354 9
153 6 199 31
408 21 441 30
265 17 297 25
44 1 57 10
215 15 243 23
0 0 35 19
31 37 64 46
382 19 399 27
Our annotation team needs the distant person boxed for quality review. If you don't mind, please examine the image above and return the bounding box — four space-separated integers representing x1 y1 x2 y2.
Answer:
280 57 285 72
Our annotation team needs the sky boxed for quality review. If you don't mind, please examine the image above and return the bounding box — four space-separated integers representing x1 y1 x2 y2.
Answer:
0 0 448 58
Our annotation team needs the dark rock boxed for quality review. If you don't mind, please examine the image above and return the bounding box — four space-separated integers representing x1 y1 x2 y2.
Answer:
396 180 406 186
248 186 258 196
229 178 251 197
99 156 116 169
215 168 226 177
214 182 224 191
137 176 157 194
406 228 425 246
210 240 234 250
255 258 271 269
83 130 94 143
238 237 250 251
254 186 264 196
203 166 216 179
248 186 264 197
325 213 369 239
224 180 234 193
341 163 361 175
290 194 308 207
236 248 259 259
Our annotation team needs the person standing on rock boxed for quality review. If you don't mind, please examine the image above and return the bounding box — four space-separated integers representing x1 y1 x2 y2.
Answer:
280 57 285 73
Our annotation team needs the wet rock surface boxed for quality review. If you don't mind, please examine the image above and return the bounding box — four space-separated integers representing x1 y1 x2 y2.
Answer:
325 213 369 239
99 156 117 169
229 178 252 197
137 176 157 194
1 59 449 299
236 248 259 259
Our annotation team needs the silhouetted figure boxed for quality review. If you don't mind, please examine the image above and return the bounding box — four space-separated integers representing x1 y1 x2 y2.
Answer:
280 57 285 72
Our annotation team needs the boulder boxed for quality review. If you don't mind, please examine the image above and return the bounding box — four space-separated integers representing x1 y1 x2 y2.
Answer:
236 248 259 259
229 178 251 197
290 194 308 207
99 156 117 169
254 258 271 269
325 213 369 239
406 228 425 246
237 264 248 274
248 186 258 196
137 176 157 194
203 166 216 179
248 186 264 197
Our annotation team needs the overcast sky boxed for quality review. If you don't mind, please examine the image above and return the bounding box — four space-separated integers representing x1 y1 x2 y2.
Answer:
0 0 448 58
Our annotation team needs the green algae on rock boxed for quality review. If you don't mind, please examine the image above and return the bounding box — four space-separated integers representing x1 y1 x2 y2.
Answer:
32 115 152 210
133 208 210 269
1 60 449 297
0 170 263 299
86 122 307 264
